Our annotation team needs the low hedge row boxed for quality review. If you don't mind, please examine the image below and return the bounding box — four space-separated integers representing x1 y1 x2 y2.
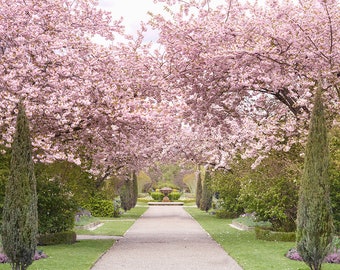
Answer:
38 230 77 245
255 227 296 242
150 191 182 201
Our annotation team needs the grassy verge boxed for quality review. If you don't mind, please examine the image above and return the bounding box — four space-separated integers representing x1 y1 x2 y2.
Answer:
0 240 114 270
75 206 148 236
185 207 339 270
1 206 148 269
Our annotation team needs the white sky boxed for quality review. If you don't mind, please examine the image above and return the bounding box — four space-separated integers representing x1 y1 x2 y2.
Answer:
97 0 166 43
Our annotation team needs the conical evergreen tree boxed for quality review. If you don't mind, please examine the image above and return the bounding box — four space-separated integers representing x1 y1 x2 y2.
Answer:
2 101 38 270
119 176 133 212
200 170 213 212
131 171 138 208
296 88 333 270
195 165 202 208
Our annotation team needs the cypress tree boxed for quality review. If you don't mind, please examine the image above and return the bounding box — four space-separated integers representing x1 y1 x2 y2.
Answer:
200 170 213 212
131 171 138 208
2 101 38 270
195 165 202 208
119 177 132 212
296 88 333 270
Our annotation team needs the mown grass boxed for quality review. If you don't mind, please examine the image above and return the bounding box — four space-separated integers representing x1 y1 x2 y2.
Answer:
0 240 114 270
75 206 148 236
185 207 339 270
0 206 148 270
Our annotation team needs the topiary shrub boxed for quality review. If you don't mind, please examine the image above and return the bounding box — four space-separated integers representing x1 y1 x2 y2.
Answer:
37 231 76 245
168 192 181 201
150 191 164 201
255 227 296 242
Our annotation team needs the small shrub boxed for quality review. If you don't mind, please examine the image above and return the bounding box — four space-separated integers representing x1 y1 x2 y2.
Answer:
150 192 164 201
38 231 76 245
255 227 296 242
37 175 77 234
82 198 114 217
168 192 181 201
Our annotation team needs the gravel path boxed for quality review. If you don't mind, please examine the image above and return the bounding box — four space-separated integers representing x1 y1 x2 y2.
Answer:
90 206 243 270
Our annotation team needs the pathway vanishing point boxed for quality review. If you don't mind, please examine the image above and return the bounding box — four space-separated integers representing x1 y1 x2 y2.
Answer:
90 206 243 270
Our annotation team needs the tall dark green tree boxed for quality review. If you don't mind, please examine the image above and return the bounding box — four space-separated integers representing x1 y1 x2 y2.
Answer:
119 175 134 212
2 102 38 270
195 165 202 208
200 170 213 212
296 88 334 270
131 171 138 208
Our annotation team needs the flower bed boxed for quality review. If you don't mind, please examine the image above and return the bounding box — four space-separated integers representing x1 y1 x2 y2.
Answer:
286 248 340 264
0 250 47 264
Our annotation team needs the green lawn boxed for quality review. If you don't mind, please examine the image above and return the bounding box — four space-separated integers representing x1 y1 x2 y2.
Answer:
75 206 148 236
185 207 339 270
0 206 148 269
0 240 114 270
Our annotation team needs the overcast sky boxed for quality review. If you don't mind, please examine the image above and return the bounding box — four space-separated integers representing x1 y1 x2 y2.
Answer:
97 0 166 43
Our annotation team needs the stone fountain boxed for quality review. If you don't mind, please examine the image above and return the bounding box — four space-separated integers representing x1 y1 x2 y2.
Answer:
160 187 172 202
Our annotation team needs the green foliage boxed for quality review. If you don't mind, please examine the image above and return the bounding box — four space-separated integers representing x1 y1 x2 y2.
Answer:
2 102 38 270
33 161 96 206
297 89 334 270
329 124 340 234
211 169 243 217
0 148 10 230
238 147 302 232
215 209 239 219
153 181 180 190
150 191 164 201
137 171 152 193
132 171 138 208
35 165 77 234
183 172 196 193
168 191 181 201
119 177 133 211
159 163 181 183
200 170 213 212
37 231 76 246
113 197 121 217
195 168 202 208
82 197 114 217
255 227 296 242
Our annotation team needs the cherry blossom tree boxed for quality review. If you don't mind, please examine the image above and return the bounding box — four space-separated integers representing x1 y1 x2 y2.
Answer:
0 0 175 176
151 0 340 167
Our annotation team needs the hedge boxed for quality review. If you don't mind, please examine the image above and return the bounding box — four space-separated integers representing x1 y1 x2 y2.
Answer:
37 231 77 245
255 227 296 242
